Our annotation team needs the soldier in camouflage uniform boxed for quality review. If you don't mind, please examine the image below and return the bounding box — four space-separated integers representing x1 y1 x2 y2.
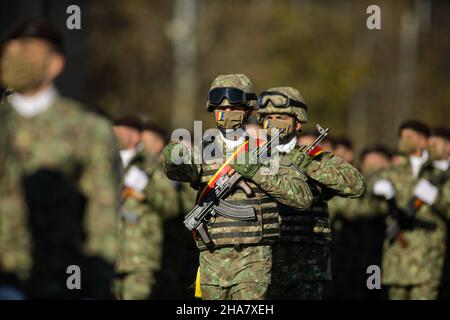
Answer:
426 127 450 298
113 119 178 299
328 145 392 299
0 19 119 299
329 145 392 221
256 87 366 300
163 74 313 300
373 121 449 299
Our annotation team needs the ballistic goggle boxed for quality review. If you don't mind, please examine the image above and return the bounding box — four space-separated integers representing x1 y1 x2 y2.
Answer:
258 91 307 111
208 87 257 107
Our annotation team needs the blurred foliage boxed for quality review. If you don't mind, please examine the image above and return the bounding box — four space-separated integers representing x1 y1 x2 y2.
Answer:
86 0 450 153
87 0 173 126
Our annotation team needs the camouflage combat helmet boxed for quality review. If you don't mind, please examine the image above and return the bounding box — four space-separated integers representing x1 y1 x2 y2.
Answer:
257 87 308 124
206 74 257 112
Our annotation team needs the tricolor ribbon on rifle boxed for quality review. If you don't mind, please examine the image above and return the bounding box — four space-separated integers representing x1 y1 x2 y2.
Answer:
198 135 271 201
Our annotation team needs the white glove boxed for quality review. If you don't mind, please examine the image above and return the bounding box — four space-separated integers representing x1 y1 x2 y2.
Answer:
373 179 396 200
124 166 149 192
413 179 438 205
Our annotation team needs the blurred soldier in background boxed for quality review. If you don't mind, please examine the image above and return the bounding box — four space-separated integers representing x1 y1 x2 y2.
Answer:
152 179 198 299
373 120 448 299
151 135 198 300
163 74 313 300
333 137 355 164
141 122 180 297
297 129 317 147
112 116 142 170
256 86 366 300
113 118 178 299
426 127 450 299
328 145 392 299
0 19 120 299
427 127 450 172
141 122 168 159
359 145 393 175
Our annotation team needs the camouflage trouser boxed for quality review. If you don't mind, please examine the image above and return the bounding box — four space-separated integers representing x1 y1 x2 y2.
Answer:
387 282 439 300
201 283 269 300
199 245 272 300
114 270 155 300
269 242 330 300
269 281 325 300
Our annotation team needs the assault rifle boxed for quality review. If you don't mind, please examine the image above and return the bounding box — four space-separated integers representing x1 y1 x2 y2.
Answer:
184 124 330 248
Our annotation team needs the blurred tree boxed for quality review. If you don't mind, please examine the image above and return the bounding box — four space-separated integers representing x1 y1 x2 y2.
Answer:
168 0 198 129
86 0 449 153
87 0 173 126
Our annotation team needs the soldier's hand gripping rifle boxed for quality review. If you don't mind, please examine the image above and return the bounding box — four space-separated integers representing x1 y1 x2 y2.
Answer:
288 124 330 172
386 170 449 248
183 128 285 248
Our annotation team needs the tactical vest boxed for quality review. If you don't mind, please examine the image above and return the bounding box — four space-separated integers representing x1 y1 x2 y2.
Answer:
277 151 332 244
194 136 280 251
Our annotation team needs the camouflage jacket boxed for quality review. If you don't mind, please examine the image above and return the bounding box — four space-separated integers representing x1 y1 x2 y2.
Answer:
431 163 450 221
116 152 179 273
279 146 366 244
0 95 120 287
163 134 313 249
380 156 448 285
271 147 366 282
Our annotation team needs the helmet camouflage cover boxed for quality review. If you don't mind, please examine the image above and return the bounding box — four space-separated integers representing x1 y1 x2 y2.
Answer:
206 73 257 111
257 86 308 124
